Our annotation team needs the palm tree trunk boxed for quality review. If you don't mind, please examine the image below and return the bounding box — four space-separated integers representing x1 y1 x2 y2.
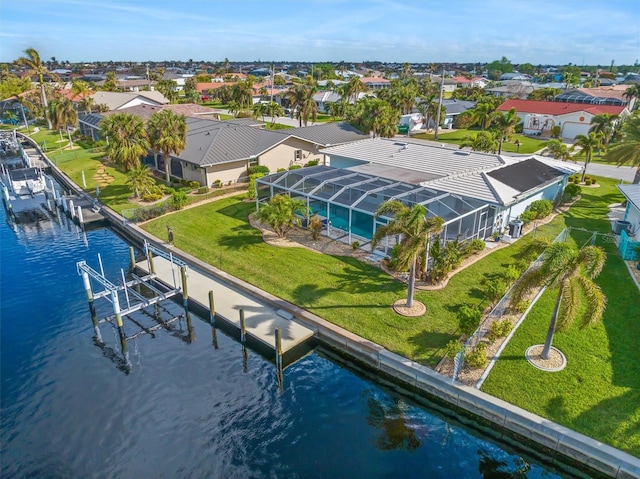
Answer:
406 260 416 308
40 81 52 130
541 290 562 360
580 152 590 183
164 153 171 186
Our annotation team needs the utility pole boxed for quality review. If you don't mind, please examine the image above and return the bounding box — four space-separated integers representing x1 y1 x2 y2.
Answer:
434 65 445 140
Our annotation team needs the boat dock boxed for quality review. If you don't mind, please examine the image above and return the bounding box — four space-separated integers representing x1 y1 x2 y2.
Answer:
135 252 316 354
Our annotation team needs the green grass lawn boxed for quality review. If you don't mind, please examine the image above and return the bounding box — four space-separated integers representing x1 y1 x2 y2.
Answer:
481 178 640 457
141 196 567 367
411 129 547 155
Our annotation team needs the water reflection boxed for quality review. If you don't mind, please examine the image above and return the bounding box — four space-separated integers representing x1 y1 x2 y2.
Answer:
367 395 421 451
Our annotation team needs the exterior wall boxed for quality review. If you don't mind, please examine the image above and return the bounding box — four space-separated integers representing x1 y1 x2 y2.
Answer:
258 138 324 172
325 154 367 169
505 181 564 222
180 161 208 185
558 111 593 139
116 98 159 110
203 161 248 186
624 203 640 236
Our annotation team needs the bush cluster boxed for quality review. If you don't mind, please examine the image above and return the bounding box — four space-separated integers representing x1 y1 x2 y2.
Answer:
305 159 319 167
443 340 463 359
248 165 269 176
458 304 483 335
488 319 513 342
562 183 581 202
465 343 488 369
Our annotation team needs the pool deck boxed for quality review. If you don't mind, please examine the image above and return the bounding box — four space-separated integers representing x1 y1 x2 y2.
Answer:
136 255 315 353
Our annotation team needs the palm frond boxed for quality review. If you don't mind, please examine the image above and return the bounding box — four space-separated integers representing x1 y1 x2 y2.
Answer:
557 278 580 332
576 276 607 329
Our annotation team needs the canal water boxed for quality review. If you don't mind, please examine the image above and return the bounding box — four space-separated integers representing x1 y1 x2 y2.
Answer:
0 207 583 478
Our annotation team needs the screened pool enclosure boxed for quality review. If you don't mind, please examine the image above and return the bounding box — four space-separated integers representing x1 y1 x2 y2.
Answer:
256 166 495 253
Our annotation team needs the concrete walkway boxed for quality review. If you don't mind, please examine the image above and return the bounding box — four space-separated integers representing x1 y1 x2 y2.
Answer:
136 255 315 352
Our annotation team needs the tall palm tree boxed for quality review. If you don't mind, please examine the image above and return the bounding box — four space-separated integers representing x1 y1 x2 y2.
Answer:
372 200 444 309
491 107 520 154
299 85 318 127
232 79 254 110
344 75 368 103
543 139 571 161
510 242 606 360
15 47 60 129
604 115 640 181
126 164 155 198
79 96 96 114
100 112 150 171
589 113 619 146
52 99 78 146
147 110 187 186
470 102 495 130
623 85 640 110
572 132 603 182
70 79 93 102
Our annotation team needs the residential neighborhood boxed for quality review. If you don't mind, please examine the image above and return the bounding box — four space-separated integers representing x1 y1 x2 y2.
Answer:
1 1 639 477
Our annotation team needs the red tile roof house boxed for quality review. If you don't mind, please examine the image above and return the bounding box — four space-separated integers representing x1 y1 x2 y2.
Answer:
496 99 629 140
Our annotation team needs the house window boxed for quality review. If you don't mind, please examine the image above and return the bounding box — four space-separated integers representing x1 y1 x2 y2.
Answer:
249 156 259 167
294 149 302 161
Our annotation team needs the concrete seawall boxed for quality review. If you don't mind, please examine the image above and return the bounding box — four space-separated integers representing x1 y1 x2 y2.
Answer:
26 133 639 478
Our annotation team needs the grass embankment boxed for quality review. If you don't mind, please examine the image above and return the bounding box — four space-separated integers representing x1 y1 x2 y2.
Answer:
411 128 547 154
482 178 640 457
142 196 567 367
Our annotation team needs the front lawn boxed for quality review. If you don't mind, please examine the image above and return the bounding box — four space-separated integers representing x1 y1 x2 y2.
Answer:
411 128 547 154
481 178 640 457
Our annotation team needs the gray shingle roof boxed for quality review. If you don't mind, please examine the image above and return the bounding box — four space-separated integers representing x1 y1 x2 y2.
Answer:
288 122 368 146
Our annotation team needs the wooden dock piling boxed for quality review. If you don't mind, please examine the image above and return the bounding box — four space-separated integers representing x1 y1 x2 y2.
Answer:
180 266 188 308
239 309 246 343
81 270 102 342
129 247 136 271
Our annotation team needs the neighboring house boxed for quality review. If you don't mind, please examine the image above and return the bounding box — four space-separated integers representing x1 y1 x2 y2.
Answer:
554 86 636 110
89 91 169 111
496 98 629 139
313 91 343 113
359 77 391 90
164 120 368 186
486 80 535 99
320 138 581 241
618 184 640 237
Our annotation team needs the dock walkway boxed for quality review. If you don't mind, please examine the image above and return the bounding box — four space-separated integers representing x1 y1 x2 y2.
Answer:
136 255 315 353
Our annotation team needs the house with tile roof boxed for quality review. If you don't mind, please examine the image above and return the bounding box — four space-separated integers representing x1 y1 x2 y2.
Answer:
496 99 629 139
89 91 169 111
321 138 581 236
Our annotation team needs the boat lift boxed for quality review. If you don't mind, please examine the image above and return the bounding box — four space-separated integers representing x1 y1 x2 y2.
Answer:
76 242 190 371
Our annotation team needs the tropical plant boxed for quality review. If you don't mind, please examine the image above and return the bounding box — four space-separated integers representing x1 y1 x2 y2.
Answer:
247 173 265 200
100 112 150 170
372 200 444 308
465 342 488 369
51 99 78 145
622 84 640 109
126 164 155 198
491 107 520 154
346 97 399 138
457 304 483 335
510 242 606 360
147 110 187 185
308 214 323 240
542 139 571 161
527 199 553 219
604 115 640 179
256 194 310 238
589 113 619 146
459 131 497 153
571 132 603 182
470 102 495 130
70 80 93 102
15 47 60 129
156 79 179 103
170 190 188 210
562 183 581 202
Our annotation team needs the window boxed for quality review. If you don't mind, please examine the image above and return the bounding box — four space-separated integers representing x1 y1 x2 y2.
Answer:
249 156 259 167
294 149 302 161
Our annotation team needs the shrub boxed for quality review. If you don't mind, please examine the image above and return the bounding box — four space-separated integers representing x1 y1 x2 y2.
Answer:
443 340 463 359
551 125 561 138
488 319 513 342
351 241 360 250
519 210 537 224
458 304 483 335
288 164 302 170
528 199 553 219
305 159 319 167
504 264 521 284
485 279 507 302
465 343 488 369
247 165 269 176
563 183 581 202
464 238 486 255
309 214 323 240
388 243 406 272
429 238 464 284
141 192 163 202
196 186 209 194
512 299 530 314
188 180 200 189
573 177 581 184
170 190 188 210
276 168 287 173
247 172 265 200
585 178 593 186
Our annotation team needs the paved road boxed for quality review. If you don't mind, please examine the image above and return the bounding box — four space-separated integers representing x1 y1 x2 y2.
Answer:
585 162 638 183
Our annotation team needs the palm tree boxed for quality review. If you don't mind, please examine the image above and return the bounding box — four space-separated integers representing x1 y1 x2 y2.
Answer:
623 85 640 110
604 115 640 181
79 96 96 114
126 164 155 198
344 75 368 103
100 112 150 170
470 102 495 130
510 242 606 360
491 107 520 154
232 79 254 110
372 200 444 309
53 99 78 146
299 86 318 126
15 47 60 129
256 194 310 238
589 113 619 146
265 101 284 128
571 132 603 182
147 110 187 186
459 131 498 153
70 80 93 102
542 139 571 161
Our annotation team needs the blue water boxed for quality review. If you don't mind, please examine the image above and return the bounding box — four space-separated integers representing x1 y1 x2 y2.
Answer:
0 207 579 478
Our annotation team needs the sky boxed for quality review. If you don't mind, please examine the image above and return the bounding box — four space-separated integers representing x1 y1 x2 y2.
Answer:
1 0 639 66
